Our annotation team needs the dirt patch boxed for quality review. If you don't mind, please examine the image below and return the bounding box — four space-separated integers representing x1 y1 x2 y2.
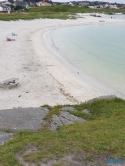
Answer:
15 149 125 166
15 145 38 166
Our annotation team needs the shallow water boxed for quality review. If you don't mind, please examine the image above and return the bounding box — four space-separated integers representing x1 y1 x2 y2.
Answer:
102 14 125 20
45 22 125 97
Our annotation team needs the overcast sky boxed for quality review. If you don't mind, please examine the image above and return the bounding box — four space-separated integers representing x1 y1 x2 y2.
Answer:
52 0 125 4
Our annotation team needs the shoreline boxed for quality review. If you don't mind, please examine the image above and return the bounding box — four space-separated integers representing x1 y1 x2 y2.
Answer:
0 16 124 109
43 23 125 100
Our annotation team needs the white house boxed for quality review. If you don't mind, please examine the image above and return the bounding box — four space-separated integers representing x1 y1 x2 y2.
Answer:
0 6 3 11
2 1 12 5
36 1 51 6
110 5 118 9
68 2 74 6
0 5 11 12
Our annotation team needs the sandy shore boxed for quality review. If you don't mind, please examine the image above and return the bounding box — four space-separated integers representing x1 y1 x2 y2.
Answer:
0 16 124 109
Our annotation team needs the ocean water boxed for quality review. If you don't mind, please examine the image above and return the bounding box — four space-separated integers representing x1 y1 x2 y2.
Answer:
83 13 125 20
44 21 125 97
102 14 125 20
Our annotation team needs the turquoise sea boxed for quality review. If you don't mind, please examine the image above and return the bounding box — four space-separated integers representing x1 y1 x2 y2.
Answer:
44 19 125 98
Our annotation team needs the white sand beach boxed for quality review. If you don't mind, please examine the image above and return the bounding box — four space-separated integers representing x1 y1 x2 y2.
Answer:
0 16 124 109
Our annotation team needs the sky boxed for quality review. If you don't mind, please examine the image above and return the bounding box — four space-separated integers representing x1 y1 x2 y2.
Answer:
52 0 125 4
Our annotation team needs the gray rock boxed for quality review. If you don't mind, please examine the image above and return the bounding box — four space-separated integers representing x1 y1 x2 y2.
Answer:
50 111 86 131
82 109 90 114
60 111 86 123
0 131 14 144
59 116 74 125
52 115 63 126
60 106 76 112
50 115 63 131
0 107 49 132
50 122 58 131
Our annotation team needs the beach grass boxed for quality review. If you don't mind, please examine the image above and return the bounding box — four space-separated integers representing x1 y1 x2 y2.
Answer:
0 98 125 165
0 5 125 21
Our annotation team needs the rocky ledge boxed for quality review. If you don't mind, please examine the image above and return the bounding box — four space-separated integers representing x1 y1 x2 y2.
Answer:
0 106 87 144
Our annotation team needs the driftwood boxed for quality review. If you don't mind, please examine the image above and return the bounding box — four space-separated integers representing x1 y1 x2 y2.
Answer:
0 78 19 89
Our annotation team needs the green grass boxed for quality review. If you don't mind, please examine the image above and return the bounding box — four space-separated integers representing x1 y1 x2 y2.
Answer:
43 105 61 121
0 5 125 21
0 98 125 165
71 97 125 120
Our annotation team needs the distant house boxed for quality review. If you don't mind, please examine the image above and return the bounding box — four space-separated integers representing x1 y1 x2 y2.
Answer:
99 5 103 8
52 2 58 5
16 0 23 2
37 1 52 6
103 3 110 8
103 4 118 9
89 6 96 9
2 1 12 6
89 1 119 9
53 2 67 5
13 1 29 8
111 4 118 9
70 1 79 6
0 5 11 12
121 4 125 8
29 2 37 7
78 1 90 6
68 1 74 6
